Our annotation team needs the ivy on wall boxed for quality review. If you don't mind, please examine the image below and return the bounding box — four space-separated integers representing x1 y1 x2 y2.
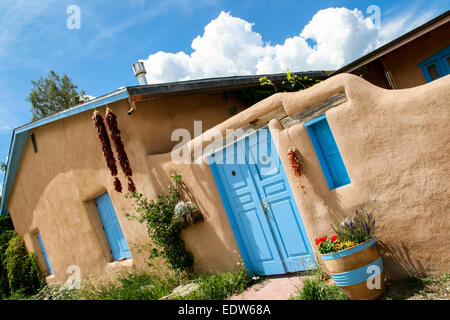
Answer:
126 173 194 273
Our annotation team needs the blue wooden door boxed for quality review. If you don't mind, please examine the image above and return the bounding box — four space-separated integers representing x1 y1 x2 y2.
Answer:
209 127 315 275
37 232 53 275
95 193 131 260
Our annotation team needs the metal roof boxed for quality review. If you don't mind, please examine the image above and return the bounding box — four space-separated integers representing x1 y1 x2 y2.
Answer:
0 70 327 216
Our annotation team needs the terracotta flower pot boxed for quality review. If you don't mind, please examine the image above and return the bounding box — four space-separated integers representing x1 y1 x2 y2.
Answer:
321 237 385 300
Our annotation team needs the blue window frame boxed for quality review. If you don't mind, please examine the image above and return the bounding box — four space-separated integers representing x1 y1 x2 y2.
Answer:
418 45 450 82
305 115 350 190
95 193 131 261
37 232 53 275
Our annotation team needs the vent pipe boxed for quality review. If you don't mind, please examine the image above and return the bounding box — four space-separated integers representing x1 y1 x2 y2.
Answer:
132 61 148 85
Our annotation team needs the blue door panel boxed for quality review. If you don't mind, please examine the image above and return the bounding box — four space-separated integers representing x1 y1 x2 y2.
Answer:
37 232 53 275
214 154 286 275
210 127 316 275
95 193 131 260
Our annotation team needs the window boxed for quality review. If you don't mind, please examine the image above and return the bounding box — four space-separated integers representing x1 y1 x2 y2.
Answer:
37 232 53 275
95 193 131 261
31 133 38 153
305 115 350 190
418 45 450 83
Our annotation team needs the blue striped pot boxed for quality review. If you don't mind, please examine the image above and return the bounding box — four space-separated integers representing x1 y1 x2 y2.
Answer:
321 237 385 300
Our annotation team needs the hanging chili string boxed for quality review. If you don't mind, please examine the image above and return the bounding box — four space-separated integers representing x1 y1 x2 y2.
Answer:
92 110 122 192
105 108 136 192
287 147 303 178
113 177 122 193
286 127 306 194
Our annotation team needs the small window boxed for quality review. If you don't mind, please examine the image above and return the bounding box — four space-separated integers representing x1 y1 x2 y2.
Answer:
305 115 350 190
37 232 53 275
418 45 450 83
31 133 38 153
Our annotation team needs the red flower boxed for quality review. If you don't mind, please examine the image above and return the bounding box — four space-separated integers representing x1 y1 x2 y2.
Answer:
315 236 328 246
331 236 338 243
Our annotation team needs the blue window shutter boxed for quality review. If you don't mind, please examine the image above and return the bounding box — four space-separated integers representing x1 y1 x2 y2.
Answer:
95 193 131 260
305 115 351 190
37 232 53 275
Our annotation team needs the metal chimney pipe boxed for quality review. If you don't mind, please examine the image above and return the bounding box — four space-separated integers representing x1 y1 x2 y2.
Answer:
132 61 148 85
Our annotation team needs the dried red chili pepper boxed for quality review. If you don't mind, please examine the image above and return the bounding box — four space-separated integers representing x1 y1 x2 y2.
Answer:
287 147 303 178
92 110 118 177
105 109 133 177
127 176 136 193
113 177 122 193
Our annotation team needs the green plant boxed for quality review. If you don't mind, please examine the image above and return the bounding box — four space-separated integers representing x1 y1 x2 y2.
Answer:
332 208 375 244
33 282 81 300
292 277 347 300
126 172 194 272
239 69 321 107
173 268 262 300
4 234 45 296
0 229 16 298
80 271 180 300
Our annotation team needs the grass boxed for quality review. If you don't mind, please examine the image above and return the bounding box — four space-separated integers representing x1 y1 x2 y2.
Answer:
290 276 347 300
29 267 260 300
290 263 348 300
79 271 181 300
171 268 263 300
383 273 450 300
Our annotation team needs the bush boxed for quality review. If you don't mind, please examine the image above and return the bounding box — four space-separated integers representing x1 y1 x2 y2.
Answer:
0 216 14 235
126 172 194 272
4 234 45 296
0 230 16 298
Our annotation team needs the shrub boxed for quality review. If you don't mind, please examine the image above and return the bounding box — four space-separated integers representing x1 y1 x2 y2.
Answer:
0 229 16 298
0 216 14 235
126 172 194 273
4 234 45 296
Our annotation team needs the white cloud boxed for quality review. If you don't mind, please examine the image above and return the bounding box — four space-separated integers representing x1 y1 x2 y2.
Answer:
141 7 432 84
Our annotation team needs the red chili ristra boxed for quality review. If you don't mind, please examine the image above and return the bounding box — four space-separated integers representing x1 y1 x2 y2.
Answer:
287 147 303 178
105 109 135 192
92 111 118 177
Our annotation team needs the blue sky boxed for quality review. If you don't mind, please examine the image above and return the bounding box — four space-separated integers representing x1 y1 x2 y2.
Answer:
0 0 448 187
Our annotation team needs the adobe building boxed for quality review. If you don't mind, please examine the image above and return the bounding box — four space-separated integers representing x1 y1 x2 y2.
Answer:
332 10 450 89
1 14 449 283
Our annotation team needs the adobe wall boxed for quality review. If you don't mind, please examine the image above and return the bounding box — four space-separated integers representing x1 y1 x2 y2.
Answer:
7 91 244 282
173 73 449 279
381 23 450 89
7 73 450 282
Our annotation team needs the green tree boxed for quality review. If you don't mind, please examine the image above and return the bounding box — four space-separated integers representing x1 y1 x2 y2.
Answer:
27 70 88 121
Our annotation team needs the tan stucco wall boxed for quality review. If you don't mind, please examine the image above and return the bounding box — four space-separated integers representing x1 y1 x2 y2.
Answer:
7 92 244 282
169 73 450 279
369 23 450 89
7 73 450 282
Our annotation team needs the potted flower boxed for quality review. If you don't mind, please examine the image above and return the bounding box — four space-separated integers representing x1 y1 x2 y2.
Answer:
314 209 385 300
173 200 203 229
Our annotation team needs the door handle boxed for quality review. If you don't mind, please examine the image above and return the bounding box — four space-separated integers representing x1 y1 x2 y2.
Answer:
260 198 269 215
